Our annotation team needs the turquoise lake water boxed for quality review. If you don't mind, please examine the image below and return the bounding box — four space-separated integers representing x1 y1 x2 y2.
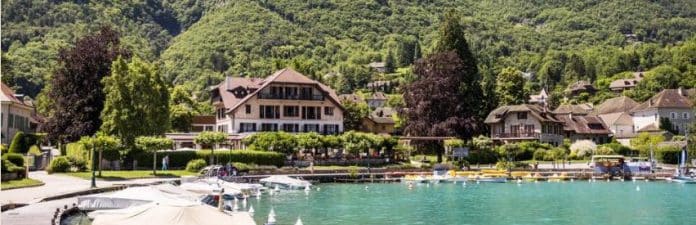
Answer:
249 182 695 225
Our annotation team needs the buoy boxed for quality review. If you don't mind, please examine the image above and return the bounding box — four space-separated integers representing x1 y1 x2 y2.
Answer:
317 187 320 191
570 178 574 182
365 186 369 191
606 178 610 182
426 183 430 187
516 179 522 184
408 183 414 189
295 217 304 225
243 197 247 208
476 180 480 184
636 186 640 191
304 185 311 191
275 185 280 192
632 177 636 183
248 206 255 216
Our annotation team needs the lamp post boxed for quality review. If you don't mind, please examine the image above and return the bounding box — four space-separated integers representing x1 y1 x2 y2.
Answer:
91 143 97 188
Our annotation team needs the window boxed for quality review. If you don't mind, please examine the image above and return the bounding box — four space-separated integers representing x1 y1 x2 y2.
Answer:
300 87 313 99
282 124 299 132
284 87 298 99
260 105 280 119
510 125 520 135
517 112 527 120
324 107 334 116
323 124 339 134
217 108 226 119
261 123 278 131
524 125 534 134
302 106 321 120
684 112 690 119
8 113 14 128
284 106 299 117
245 105 251 114
240 123 256 132
304 124 320 132
671 112 676 119
217 125 228 133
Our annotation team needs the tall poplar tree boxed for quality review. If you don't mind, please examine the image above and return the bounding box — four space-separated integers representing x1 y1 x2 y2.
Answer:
43 27 128 143
101 57 170 147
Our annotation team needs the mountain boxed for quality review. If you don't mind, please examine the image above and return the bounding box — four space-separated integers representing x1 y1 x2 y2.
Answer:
2 0 695 103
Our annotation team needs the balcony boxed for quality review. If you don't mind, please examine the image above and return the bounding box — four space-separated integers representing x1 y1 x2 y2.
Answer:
257 93 324 101
492 132 540 139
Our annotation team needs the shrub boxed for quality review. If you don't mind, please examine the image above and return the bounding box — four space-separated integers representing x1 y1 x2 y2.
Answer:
68 156 88 171
570 140 596 158
656 146 680 164
47 156 71 173
601 142 636 156
28 145 42 156
2 153 25 167
8 132 27 153
533 149 546 160
594 146 616 155
1 159 24 173
185 159 207 172
232 162 253 172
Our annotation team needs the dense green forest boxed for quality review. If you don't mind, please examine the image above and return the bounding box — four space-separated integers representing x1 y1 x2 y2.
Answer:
2 0 695 115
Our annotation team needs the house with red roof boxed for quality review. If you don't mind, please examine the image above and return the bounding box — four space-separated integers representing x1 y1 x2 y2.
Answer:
1 82 43 144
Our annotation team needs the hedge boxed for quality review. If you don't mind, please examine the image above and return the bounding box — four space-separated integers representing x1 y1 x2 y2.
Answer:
134 150 285 169
2 153 25 167
186 159 207 172
656 146 681 164
47 156 71 173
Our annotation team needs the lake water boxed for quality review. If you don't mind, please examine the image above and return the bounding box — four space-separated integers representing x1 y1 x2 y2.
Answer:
250 182 695 225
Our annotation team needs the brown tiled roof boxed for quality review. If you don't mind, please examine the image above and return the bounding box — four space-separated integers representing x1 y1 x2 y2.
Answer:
593 96 639 115
631 89 694 112
637 123 660 132
565 80 595 93
339 94 363 103
218 68 344 113
528 88 548 103
368 115 395 124
556 115 612 135
368 92 387 100
597 112 633 126
371 107 395 117
192 115 216 124
484 104 559 124
552 104 593 115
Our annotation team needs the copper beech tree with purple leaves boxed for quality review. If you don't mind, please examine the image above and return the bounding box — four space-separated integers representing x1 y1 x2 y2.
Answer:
43 27 129 144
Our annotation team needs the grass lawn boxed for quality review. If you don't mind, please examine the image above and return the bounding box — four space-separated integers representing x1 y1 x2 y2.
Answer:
1 178 44 190
60 170 197 181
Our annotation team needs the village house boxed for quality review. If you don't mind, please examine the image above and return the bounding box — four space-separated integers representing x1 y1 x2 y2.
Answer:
630 88 694 136
609 72 644 92
552 104 611 144
365 92 387 109
592 96 640 145
1 82 43 145
360 107 396 135
368 62 387 73
484 104 565 146
565 80 596 97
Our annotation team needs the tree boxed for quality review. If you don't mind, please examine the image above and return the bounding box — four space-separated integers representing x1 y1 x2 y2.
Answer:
194 131 228 164
78 133 120 176
43 27 128 143
8 132 28 154
101 56 170 148
320 135 342 157
434 10 478 80
296 132 322 158
495 67 526 105
342 100 370 131
135 136 173 175
402 51 482 162
341 131 380 157
631 132 665 157
563 53 586 81
384 50 395 73
659 117 678 134
627 65 682 101
169 85 196 132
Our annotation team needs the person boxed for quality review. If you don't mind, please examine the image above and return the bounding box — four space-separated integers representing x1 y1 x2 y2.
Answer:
162 155 169 171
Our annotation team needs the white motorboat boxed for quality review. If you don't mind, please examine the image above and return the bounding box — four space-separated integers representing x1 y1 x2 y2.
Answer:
259 175 312 190
669 148 696 184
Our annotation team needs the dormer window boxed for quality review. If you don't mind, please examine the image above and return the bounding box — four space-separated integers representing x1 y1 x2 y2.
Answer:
517 112 527 120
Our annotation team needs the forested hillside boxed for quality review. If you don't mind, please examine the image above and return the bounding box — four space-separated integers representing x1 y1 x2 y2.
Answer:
2 0 695 112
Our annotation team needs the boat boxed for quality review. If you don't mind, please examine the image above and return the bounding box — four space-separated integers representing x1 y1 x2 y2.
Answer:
203 178 266 197
402 174 429 183
668 148 696 184
547 173 571 182
259 175 312 190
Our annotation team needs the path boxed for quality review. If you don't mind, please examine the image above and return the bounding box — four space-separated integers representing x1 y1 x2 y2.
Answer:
1 171 178 205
